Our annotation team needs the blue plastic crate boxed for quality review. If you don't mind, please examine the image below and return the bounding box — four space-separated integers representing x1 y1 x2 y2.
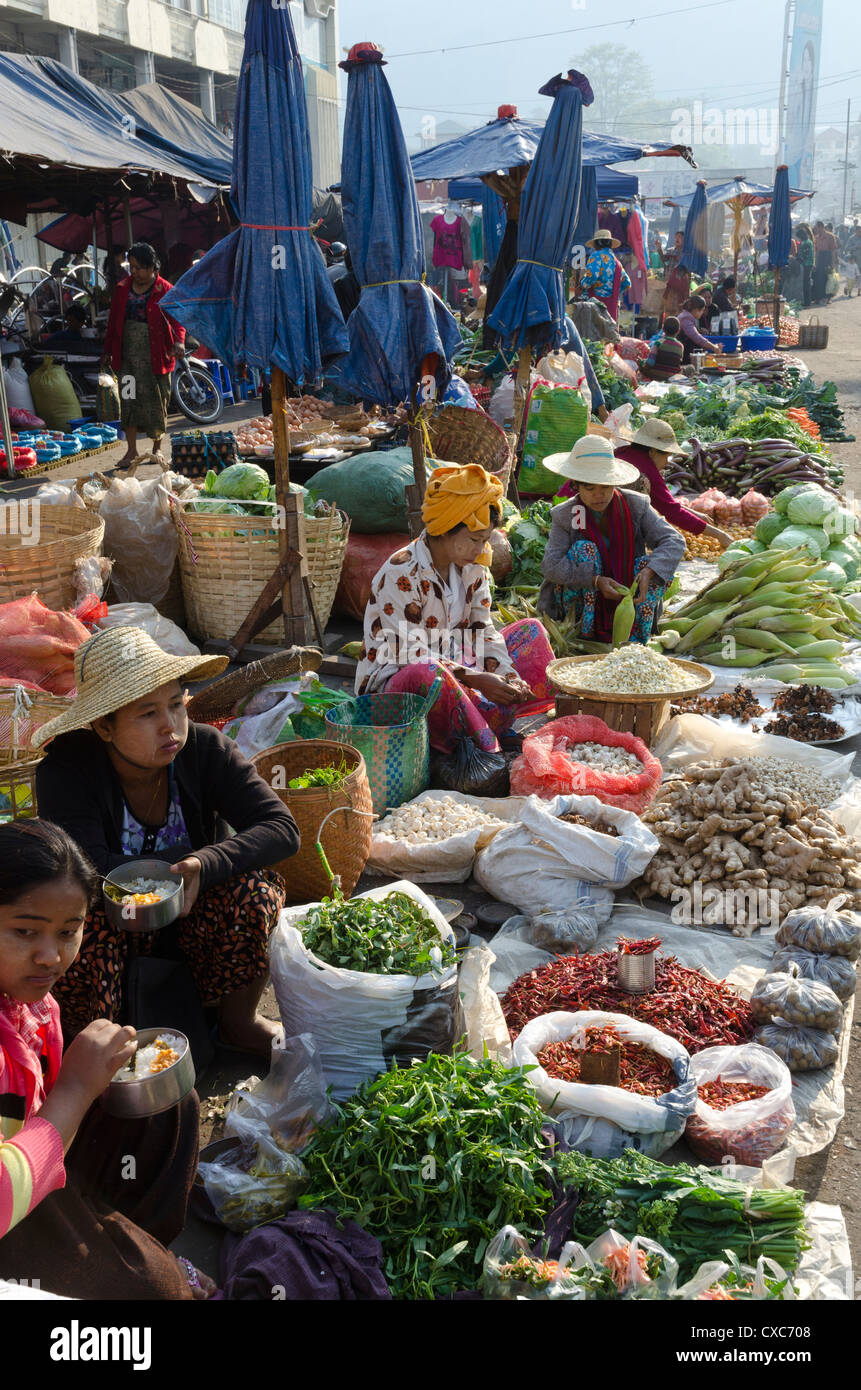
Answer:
740 327 777 350
704 333 740 352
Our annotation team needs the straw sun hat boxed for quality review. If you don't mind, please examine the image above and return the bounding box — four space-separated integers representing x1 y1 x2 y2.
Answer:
630 417 692 458
586 228 621 250
31 626 228 749
543 435 640 487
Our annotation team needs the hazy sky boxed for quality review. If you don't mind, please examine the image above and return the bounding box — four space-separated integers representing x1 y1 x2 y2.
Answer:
336 0 860 143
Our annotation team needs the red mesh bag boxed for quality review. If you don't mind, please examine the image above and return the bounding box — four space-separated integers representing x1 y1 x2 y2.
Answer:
509 713 663 813
0 595 90 694
334 531 410 621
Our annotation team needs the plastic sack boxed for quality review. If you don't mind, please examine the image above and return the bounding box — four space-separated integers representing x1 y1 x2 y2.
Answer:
0 594 89 695
99 476 178 605
474 793 658 922
458 942 512 1064
98 603 200 658
3 358 35 414
333 531 409 620
367 789 523 883
8 407 45 431
72 556 112 604
307 447 415 534
27 356 81 431
684 1043 795 1166
269 881 464 1101
198 1033 329 1232
605 348 639 387
750 965 843 1032
510 715 663 813
435 735 508 797
34 479 86 510
775 895 861 961
616 337 652 365
96 370 120 423
513 1010 696 1159
223 673 345 755
488 374 518 430
770 945 857 1004
528 907 600 955
535 350 592 409
754 1020 839 1072
521 380 589 495
584 1229 679 1300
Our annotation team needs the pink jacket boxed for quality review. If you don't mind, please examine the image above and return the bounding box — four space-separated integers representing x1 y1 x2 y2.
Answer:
0 994 65 1236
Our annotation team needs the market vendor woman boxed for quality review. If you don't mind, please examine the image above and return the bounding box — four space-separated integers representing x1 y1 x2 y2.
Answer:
355 464 556 754
538 436 685 642
33 627 299 1053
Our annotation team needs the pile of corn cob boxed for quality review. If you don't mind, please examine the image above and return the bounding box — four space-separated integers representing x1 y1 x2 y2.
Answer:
493 594 610 658
659 544 861 687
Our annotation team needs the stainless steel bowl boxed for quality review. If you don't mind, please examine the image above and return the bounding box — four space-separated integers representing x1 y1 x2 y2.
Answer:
105 1027 195 1118
102 858 184 934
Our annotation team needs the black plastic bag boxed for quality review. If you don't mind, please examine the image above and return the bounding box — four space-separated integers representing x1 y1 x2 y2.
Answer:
435 736 509 798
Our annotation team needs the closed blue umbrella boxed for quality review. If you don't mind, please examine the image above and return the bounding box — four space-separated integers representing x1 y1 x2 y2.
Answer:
159 0 347 385
668 203 681 244
767 164 792 334
571 165 598 258
481 184 506 271
679 179 708 278
328 43 460 407
487 70 594 351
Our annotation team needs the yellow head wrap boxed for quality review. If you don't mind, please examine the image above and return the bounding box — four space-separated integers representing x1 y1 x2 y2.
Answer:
421 464 503 537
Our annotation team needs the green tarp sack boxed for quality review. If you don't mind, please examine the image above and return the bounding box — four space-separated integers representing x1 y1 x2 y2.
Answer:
307 447 444 534
520 381 589 495
28 356 82 432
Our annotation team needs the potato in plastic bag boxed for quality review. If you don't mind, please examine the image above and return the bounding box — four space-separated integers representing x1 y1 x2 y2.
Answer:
755 1021 839 1072
750 965 843 1032
776 895 861 961
770 945 857 1005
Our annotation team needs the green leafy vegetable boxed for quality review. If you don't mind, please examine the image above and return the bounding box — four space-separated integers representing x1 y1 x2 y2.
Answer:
299 889 456 976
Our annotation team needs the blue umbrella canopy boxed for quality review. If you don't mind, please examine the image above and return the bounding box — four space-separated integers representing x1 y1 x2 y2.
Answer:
768 164 792 269
486 71 594 351
571 165 598 255
679 179 709 278
668 203 681 243
159 0 347 384
328 43 460 407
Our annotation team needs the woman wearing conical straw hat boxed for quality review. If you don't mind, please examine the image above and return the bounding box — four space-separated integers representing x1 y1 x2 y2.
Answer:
32 627 299 1054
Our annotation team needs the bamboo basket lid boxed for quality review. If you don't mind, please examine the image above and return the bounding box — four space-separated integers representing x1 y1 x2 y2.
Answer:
547 654 714 704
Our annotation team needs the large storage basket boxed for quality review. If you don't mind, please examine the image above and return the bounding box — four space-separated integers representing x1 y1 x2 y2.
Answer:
0 687 72 766
324 677 442 815
0 504 104 610
423 404 512 489
172 502 349 644
547 655 713 748
798 317 829 349
252 740 373 903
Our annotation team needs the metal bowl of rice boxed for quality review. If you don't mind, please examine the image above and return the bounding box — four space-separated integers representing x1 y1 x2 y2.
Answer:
102 858 184 933
105 1027 195 1118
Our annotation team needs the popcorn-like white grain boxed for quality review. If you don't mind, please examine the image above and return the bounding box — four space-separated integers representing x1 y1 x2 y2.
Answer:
554 645 702 695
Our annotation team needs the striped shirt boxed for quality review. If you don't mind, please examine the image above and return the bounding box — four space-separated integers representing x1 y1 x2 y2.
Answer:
0 993 65 1236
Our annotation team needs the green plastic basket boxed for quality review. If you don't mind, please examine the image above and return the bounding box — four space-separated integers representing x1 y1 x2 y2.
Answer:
324 676 442 816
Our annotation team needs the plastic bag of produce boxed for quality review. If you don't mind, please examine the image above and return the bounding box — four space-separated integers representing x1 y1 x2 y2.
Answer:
98 603 200 658
435 735 509 797
474 794 658 921
482 1227 589 1301
269 881 463 1100
583 1230 679 1299
684 1043 795 1166
528 907 600 954
3 358 35 413
509 715 663 813
98 475 178 606
674 1254 796 1301
521 380 589 495
755 1020 839 1071
307 447 415 533
775 894 861 960
739 489 770 524
367 789 523 883
750 965 843 1032
713 495 743 525
770 945 857 1003
513 1010 696 1159
333 531 408 620
27 356 81 431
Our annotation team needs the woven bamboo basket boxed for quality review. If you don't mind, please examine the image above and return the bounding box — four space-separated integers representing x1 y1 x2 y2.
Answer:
186 647 323 725
0 688 73 767
172 502 350 644
0 505 104 610
547 655 713 747
423 404 512 489
798 317 829 349
252 740 373 903
0 756 40 821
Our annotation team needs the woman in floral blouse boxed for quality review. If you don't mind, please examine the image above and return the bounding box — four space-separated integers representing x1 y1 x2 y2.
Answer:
355 465 555 754
580 229 631 322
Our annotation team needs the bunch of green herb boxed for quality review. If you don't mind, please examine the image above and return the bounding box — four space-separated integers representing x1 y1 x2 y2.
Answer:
299 889 456 976
300 1052 554 1299
555 1149 808 1280
725 408 828 453
287 756 351 790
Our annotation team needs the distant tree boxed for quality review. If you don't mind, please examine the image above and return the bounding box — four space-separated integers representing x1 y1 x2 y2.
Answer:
573 44 654 134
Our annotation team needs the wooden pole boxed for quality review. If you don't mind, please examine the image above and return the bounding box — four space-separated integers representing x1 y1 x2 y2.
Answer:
773 265 782 336
122 191 133 248
271 366 313 646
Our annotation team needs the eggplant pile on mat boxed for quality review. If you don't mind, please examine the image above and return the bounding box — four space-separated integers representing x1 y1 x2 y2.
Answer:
660 544 861 685
555 1149 808 1280
665 437 843 495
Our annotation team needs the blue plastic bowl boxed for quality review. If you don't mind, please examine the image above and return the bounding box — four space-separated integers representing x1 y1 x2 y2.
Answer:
704 333 741 352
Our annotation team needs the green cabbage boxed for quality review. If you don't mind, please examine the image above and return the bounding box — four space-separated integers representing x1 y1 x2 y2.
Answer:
755 512 786 545
773 482 818 515
771 524 828 558
822 544 860 581
786 484 839 526
191 498 246 515
818 561 848 591
211 461 272 501
821 505 857 541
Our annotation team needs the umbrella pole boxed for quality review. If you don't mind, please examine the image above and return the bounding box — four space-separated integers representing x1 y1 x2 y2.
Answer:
406 407 427 540
773 265 781 336
272 366 314 647
123 192 133 249
0 346 15 480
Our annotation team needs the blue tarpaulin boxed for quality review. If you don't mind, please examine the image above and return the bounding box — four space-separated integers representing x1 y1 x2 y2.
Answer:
327 45 460 406
487 72 593 351
160 0 347 384
679 180 708 278
481 185 506 270
768 165 792 269
448 165 638 204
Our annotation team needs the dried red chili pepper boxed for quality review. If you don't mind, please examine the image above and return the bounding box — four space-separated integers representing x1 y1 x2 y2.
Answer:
617 936 662 956
537 1034 678 1099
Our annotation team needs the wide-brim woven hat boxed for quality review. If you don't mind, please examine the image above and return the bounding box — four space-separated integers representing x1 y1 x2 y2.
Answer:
31 626 228 749
543 434 640 486
586 229 621 250
631 417 693 458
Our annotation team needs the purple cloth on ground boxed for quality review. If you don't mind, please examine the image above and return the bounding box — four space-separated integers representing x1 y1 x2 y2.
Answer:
216 1209 392 1300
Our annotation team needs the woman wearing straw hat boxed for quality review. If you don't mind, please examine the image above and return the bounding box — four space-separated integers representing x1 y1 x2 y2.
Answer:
613 418 733 549
538 435 685 642
32 627 299 1054
580 229 631 323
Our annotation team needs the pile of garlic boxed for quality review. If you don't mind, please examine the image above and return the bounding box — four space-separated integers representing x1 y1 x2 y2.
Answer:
375 796 508 845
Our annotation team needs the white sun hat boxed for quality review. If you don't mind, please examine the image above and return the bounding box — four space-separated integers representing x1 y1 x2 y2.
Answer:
542 434 640 486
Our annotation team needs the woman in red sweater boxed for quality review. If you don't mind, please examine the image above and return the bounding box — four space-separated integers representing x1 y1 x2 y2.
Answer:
615 419 732 548
100 241 186 469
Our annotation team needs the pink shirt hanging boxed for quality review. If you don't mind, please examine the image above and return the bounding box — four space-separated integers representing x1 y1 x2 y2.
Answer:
431 214 465 270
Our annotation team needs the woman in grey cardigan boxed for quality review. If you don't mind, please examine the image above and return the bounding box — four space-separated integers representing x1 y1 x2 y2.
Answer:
538 435 685 643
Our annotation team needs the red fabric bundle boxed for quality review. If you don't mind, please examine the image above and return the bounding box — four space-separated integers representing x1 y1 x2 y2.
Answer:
509 713 663 813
